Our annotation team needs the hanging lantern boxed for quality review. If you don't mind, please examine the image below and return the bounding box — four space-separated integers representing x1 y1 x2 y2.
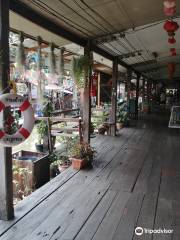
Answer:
49 43 56 74
170 48 177 56
164 20 179 33
90 73 98 97
37 36 44 105
164 6 176 16
15 32 26 73
58 47 65 86
164 0 176 8
168 36 176 44
168 62 176 73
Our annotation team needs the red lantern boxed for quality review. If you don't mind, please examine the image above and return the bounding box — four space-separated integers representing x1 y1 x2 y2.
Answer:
91 73 98 97
164 6 176 16
164 20 179 33
164 0 176 8
168 62 175 73
168 36 176 44
170 48 177 56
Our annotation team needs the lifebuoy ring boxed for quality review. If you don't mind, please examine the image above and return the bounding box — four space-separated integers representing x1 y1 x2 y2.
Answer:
0 94 35 147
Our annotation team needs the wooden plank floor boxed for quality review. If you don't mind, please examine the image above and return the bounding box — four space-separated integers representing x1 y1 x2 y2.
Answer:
0 113 179 240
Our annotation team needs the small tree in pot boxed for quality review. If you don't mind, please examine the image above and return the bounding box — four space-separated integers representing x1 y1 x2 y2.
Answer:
69 142 95 170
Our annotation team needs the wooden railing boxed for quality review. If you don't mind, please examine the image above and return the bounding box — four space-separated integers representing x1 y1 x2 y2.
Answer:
35 116 83 153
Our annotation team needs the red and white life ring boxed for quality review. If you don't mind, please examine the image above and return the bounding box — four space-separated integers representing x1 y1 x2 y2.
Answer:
0 94 35 147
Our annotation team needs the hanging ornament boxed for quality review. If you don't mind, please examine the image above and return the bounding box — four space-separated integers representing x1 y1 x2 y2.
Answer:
167 31 175 37
164 0 176 8
168 62 176 73
37 36 44 105
164 20 179 33
58 47 65 86
164 6 176 16
170 48 177 56
163 0 176 16
15 31 26 73
90 73 98 97
168 36 176 44
49 43 56 74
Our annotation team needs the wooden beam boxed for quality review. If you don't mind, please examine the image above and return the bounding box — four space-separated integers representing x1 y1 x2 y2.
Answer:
9 0 132 71
0 0 14 220
9 0 86 46
110 57 118 136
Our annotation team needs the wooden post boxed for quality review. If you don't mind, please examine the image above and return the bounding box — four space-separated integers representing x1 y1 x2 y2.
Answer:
147 80 150 104
0 0 14 220
142 78 145 103
135 74 140 119
82 42 92 143
110 57 118 136
97 72 101 107
126 69 132 116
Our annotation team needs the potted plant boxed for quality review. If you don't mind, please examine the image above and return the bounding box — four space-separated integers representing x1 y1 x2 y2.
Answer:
36 100 54 152
49 152 60 178
69 142 95 170
116 111 129 129
36 120 48 152
90 122 95 134
72 55 92 89
116 102 129 130
58 155 71 172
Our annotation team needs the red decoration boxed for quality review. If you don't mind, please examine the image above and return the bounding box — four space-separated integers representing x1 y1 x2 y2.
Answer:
91 73 98 97
168 36 176 44
168 62 176 73
168 31 175 37
164 0 176 8
168 62 176 80
170 48 177 56
164 6 176 16
164 20 179 33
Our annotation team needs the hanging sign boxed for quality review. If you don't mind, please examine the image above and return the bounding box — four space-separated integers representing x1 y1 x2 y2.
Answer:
0 94 35 147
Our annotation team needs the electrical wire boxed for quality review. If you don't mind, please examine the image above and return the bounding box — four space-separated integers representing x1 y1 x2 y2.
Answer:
58 0 109 35
79 0 129 54
30 0 94 37
80 0 119 32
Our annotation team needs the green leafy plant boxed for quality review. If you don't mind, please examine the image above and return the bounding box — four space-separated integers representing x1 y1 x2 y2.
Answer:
117 102 129 124
36 100 53 144
72 55 92 89
69 142 95 162
37 120 48 144
49 152 70 166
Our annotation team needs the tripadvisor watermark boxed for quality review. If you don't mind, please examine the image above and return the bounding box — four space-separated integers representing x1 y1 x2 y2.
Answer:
135 227 173 236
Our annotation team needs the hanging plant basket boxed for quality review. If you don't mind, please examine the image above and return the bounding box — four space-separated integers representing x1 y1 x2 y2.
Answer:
72 55 92 89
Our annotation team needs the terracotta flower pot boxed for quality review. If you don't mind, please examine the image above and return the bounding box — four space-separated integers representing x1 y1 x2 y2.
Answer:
70 158 87 170
58 164 70 172
116 122 124 130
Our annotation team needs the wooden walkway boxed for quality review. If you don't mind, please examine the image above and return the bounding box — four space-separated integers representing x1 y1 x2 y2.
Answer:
0 113 180 240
